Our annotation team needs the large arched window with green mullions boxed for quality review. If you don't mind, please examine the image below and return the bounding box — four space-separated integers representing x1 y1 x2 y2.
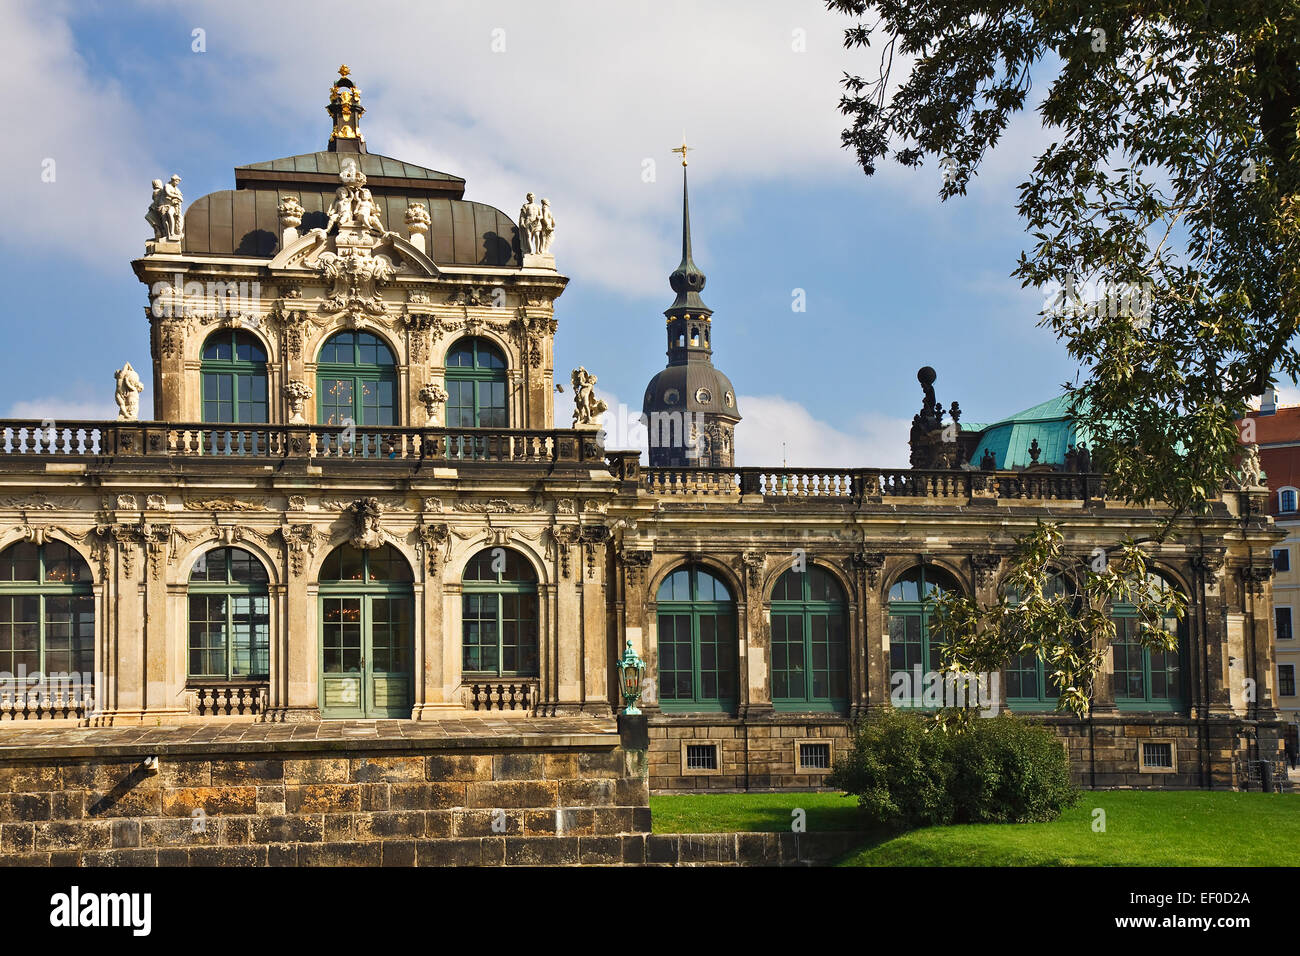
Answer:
201 330 269 424
887 564 961 707
445 337 508 428
316 331 398 428
1112 571 1187 712
770 565 849 712
461 548 539 677
187 547 270 681
0 541 94 680
318 544 413 718
1003 569 1081 711
656 565 738 713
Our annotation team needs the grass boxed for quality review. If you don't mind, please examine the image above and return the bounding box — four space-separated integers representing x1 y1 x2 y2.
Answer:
649 790 1300 866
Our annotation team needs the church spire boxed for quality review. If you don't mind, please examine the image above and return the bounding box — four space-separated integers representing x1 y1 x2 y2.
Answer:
327 65 367 153
668 139 708 311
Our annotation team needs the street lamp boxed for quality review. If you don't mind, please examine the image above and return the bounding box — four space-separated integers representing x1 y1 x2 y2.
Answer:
617 639 645 715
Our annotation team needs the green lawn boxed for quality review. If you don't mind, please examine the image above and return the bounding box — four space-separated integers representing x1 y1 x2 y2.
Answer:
649 790 1300 866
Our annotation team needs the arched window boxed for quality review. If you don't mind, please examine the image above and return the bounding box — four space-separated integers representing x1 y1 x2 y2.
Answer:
201 330 268 424
656 564 737 712
887 565 960 707
1004 570 1079 710
0 541 93 680
319 544 413 718
316 332 397 427
446 337 507 428
187 547 269 680
462 548 538 676
770 565 848 712
1112 571 1186 712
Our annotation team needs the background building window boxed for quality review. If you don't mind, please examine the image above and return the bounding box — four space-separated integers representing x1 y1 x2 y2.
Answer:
1280 665 1297 698
887 564 961 707
1275 548 1291 572
462 548 538 676
446 337 507 428
770 565 848 712
187 547 269 680
1277 606 1293 640
1005 570 1079 710
0 541 93 681
1112 572 1186 712
1281 489 1298 513
656 564 737 712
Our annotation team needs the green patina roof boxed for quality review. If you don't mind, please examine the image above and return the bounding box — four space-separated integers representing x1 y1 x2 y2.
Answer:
969 394 1093 469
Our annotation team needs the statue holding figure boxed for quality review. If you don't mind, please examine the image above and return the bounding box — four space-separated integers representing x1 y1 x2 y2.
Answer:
571 367 608 427
146 174 185 242
114 362 144 421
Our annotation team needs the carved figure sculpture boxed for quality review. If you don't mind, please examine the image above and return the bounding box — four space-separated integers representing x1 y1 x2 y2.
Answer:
114 362 144 421
571 367 608 426
519 192 544 254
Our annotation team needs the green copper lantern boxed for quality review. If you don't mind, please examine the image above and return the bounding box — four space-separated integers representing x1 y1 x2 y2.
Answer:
617 639 645 715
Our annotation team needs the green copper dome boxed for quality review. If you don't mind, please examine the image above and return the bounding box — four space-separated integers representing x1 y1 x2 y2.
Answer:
969 394 1093 469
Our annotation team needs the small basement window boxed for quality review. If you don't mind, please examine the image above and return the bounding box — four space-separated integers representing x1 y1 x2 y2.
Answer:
683 742 719 774
796 740 833 772
1139 740 1176 773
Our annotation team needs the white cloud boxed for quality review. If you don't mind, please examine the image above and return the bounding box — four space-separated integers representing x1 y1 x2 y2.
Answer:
735 394 911 468
1 2 154 269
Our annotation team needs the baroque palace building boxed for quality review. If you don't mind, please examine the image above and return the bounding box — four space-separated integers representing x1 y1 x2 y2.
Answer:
0 68 1287 795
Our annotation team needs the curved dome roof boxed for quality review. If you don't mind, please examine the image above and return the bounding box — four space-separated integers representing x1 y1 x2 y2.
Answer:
643 364 740 420
181 151 522 266
969 394 1092 469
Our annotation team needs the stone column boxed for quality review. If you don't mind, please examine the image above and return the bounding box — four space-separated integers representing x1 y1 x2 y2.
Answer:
740 552 771 718
854 552 887 713
282 528 320 720
110 527 145 718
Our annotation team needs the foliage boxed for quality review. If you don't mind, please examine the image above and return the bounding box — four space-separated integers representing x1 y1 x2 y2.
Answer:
949 712 1079 822
928 522 1186 721
827 710 1078 827
827 0 1300 512
827 709 955 826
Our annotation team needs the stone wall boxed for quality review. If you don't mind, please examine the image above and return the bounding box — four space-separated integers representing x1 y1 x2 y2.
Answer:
647 713 1282 792
649 716 851 791
0 734 650 866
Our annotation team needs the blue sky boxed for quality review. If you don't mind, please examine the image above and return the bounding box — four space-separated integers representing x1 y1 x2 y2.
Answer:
6 0 1089 466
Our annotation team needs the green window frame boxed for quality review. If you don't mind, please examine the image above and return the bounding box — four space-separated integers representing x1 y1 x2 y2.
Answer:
770 565 848 712
316 331 398 428
461 548 539 676
887 565 959 708
187 547 270 681
445 337 508 428
655 564 737 713
1112 572 1186 713
1004 570 1079 711
0 541 94 683
201 330 268 424
318 544 414 718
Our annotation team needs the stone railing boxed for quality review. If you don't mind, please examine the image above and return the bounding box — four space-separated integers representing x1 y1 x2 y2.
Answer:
0 691 95 722
463 680 538 713
0 421 608 467
645 467 1109 503
188 683 269 718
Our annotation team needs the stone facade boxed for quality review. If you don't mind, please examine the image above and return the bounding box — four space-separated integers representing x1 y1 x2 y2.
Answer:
0 69 1285 814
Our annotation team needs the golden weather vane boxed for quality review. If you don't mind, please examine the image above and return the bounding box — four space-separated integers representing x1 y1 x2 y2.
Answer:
671 135 693 167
